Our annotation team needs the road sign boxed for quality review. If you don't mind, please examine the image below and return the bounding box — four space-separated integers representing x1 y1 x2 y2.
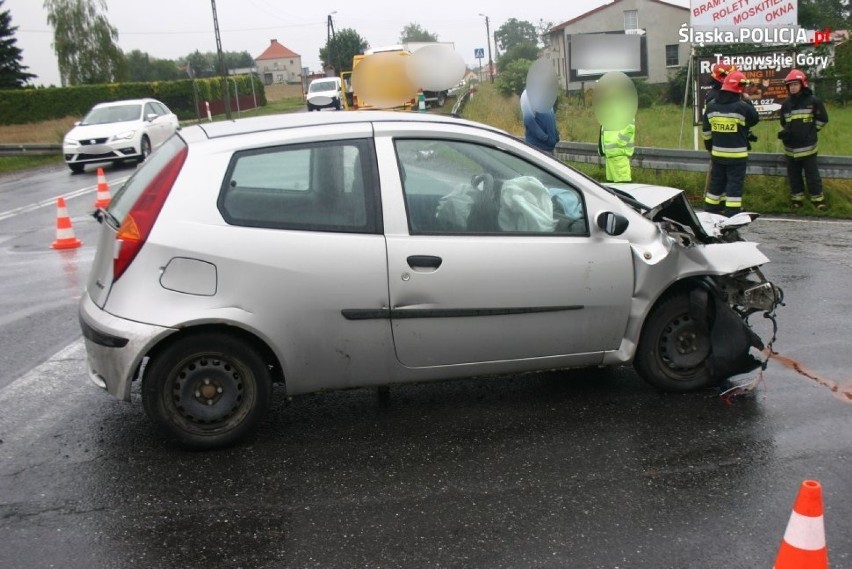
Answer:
474 48 485 59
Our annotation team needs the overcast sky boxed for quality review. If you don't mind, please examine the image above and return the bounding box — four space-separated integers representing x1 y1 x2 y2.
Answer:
5 0 689 86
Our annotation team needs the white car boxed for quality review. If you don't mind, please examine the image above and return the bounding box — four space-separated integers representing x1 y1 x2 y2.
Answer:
79 112 782 448
306 77 342 111
62 98 180 173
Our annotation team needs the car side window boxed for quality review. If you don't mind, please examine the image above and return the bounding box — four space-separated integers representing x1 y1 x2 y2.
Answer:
219 138 380 234
144 103 159 119
395 139 587 236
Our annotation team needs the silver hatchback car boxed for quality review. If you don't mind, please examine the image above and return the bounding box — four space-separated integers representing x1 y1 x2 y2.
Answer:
79 112 782 448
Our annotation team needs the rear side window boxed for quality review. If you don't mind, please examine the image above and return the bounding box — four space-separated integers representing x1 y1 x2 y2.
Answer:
218 138 380 233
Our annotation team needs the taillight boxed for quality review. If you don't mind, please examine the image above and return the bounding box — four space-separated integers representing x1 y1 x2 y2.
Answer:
113 146 188 281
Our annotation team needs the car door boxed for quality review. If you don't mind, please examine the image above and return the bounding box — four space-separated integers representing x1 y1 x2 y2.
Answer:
143 102 164 147
378 133 634 368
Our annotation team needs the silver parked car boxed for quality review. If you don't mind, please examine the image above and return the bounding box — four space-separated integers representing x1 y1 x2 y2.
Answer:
62 98 180 173
79 112 782 448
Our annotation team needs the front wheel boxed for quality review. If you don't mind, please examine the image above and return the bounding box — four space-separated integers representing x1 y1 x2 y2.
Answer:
142 332 272 449
634 293 714 392
136 136 151 164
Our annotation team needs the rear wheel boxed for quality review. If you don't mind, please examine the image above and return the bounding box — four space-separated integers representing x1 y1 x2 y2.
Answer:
435 92 447 107
634 293 714 392
142 332 272 449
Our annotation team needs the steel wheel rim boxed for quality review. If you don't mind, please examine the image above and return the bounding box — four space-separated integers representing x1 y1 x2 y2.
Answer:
168 353 255 433
658 312 711 375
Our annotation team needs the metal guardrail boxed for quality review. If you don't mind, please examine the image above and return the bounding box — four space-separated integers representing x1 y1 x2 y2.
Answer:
450 88 473 118
555 141 852 180
0 143 62 157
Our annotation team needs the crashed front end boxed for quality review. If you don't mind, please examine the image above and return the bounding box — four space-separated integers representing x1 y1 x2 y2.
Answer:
607 184 783 382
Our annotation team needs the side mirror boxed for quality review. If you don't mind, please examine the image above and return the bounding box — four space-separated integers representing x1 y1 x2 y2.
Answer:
596 211 630 236
146 113 158 122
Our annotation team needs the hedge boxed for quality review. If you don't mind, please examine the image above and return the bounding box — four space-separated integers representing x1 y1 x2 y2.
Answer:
0 76 266 125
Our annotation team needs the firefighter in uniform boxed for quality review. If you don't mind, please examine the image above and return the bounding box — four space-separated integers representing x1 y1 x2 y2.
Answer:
598 120 635 183
705 62 738 109
702 71 760 216
778 69 829 211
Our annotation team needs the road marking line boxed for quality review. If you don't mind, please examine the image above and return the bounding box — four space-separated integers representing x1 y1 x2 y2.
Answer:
0 175 130 222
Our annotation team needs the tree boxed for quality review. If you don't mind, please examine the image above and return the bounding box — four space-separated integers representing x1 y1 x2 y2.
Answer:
399 22 438 43
44 0 127 85
494 18 539 52
0 0 36 88
319 28 368 73
126 50 183 82
497 43 540 73
495 58 533 96
179 50 252 79
798 0 851 30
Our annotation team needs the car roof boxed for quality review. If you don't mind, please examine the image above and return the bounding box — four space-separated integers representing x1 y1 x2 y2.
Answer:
181 111 505 142
91 98 158 108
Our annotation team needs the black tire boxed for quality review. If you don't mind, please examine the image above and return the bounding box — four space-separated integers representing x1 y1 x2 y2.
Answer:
435 92 447 107
142 332 272 449
307 104 315 112
68 163 84 174
634 293 714 392
137 136 152 164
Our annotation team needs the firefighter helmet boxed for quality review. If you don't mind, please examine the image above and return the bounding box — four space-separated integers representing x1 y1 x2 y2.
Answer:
711 63 737 83
721 71 749 94
784 69 809 88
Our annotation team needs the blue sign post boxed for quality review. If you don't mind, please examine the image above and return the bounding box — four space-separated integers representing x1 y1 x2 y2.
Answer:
475 48 485 82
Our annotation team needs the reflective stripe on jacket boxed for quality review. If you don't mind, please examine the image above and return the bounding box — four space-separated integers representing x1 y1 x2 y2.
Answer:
702 92 759 162
599 122 635 158
779 90 828 158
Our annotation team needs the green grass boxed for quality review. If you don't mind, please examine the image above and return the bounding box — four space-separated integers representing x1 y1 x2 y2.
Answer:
181 97 306 126
0 155 64 174
462 83 852 218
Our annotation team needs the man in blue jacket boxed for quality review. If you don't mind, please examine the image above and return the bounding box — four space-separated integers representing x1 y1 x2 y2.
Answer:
521 90 559 155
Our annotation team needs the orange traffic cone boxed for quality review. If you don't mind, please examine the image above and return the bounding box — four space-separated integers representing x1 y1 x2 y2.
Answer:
51 197 82 250
775 480 828 569
93 167 111 208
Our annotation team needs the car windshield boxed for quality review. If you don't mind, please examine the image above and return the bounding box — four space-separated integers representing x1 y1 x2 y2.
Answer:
81 104 142 125
309 81 337 93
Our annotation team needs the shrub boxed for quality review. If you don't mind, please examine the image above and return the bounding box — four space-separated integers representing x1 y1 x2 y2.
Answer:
0 77 265 125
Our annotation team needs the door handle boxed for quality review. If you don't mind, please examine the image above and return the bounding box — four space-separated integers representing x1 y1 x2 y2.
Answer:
406 255 442 270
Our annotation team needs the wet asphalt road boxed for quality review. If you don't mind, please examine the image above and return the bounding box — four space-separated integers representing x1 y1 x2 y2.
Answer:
0 164 850 568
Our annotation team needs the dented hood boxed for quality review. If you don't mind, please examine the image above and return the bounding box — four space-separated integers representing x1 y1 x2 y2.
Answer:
606 183 758 242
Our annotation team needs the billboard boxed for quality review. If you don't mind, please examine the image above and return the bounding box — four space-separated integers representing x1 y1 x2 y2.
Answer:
689 0 797 29
569 33 647 81
694 51 794 125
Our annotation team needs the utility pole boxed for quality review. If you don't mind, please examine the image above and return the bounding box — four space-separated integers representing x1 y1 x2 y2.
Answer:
211 0 232 120
327 12 337 75
479 14 494 83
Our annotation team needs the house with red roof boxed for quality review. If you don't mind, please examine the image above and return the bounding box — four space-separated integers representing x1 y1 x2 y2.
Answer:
543 0 688 91
255 39 303 86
